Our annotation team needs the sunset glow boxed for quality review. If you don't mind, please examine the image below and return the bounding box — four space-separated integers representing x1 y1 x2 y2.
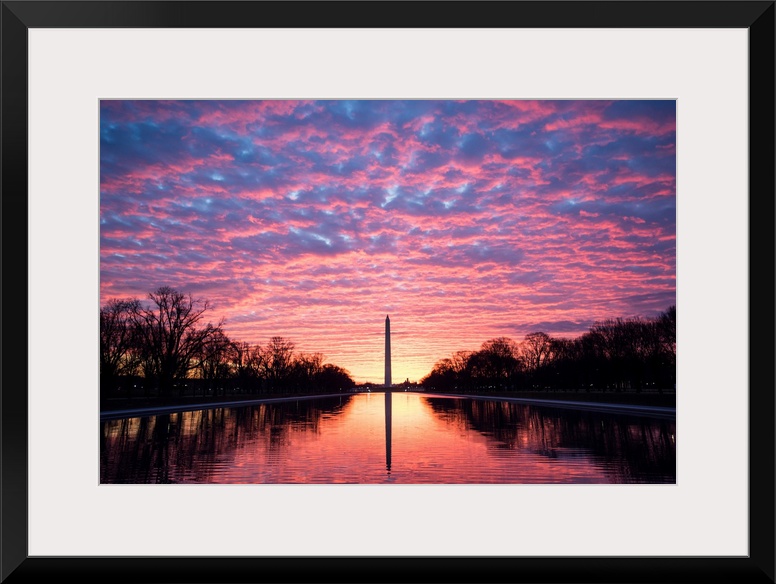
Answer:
100 100 676 383
102 394 675 484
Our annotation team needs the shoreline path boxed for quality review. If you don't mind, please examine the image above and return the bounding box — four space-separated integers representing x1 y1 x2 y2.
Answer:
100 391 675 421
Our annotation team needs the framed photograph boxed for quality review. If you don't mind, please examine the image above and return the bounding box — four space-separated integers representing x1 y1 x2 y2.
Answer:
2 1 773 583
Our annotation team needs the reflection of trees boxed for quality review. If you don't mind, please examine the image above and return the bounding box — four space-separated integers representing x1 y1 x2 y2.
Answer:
100 396 352 483
424 398 675 482
425 398 524 448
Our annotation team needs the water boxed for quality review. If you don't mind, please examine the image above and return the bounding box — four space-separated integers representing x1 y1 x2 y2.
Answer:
100 392 675 484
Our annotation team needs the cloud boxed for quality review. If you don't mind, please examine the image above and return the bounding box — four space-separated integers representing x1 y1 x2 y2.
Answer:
101 100 676 382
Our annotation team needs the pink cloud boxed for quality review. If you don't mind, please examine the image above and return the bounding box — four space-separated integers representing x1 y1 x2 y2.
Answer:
101 100 676 383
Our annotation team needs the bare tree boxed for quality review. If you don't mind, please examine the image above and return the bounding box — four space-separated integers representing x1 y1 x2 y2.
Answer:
318 364 355 391
196 329 235 396
478 337 522 388
261 336 296 390
131 286 220 396
522 332 554 371
292 352 325 391
100 298 140 397
419 306 677 393
232 341 258 393
659 305 676 359
450 350 472 375
420 358 457 391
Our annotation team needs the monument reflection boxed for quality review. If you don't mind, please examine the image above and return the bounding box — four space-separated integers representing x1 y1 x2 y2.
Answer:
385 391 392 473
101 393 675 484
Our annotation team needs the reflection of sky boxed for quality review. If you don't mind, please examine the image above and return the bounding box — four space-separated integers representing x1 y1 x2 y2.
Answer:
100 394 675 484
100 100 676 383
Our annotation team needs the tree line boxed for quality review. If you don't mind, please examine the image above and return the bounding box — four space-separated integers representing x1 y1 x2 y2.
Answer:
100 286 355 399
420 306 676 393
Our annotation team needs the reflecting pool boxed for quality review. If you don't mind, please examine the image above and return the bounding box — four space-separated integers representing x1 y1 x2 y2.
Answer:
100 393 675 484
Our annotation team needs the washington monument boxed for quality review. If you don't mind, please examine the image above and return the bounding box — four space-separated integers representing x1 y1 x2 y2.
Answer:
384 315 392 388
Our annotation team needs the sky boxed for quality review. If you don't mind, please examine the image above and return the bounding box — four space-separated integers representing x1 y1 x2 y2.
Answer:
100 100 676 383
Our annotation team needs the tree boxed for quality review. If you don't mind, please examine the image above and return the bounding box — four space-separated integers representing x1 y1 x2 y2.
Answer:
450 350 472 374
419 305 677 393
196 329 235 396
317 364 356 391
522 332 554 371
131 286 220 396
546 337 581 390
656 305 676 390
232 341 260 393
100 298 140 397
291 352 325 392
420 358 457 390
261 336 296 390
658 305 676 359
477 337 522 389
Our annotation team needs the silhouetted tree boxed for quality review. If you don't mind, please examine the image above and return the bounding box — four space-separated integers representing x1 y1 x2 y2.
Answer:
421 358 457 391
478 337 522 389
317 364 356 391
546 337 581 389
291 352 325 392
450 351 472 374
100 298 141 398
196 329 235 396
656 305 676 390
232 341 261 393
130 286 221 396
420 306 676 393
261 336 296 391
522 332 554 371
659 306 676 358
100 287 362 401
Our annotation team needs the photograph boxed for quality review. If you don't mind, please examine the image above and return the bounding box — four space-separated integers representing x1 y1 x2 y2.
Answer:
3 1 773 582
99 99 677 485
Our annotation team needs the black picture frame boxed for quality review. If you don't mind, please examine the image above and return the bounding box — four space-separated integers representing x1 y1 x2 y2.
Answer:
2 2 773 583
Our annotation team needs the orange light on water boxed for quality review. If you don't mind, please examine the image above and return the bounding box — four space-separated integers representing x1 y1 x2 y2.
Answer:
102 394 675 484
